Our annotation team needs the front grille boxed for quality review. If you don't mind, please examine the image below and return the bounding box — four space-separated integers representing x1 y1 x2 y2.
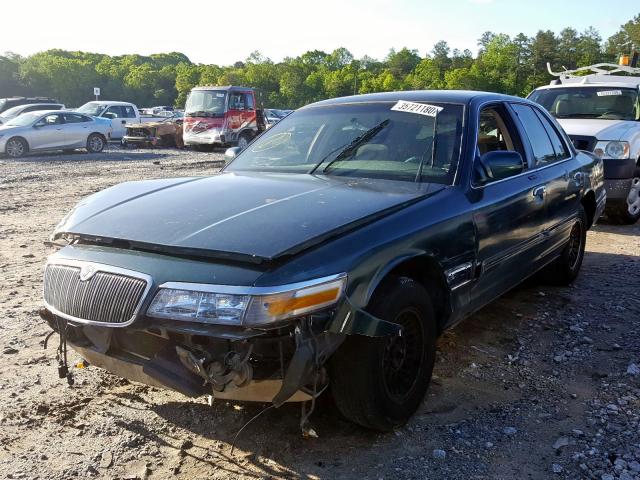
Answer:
568 135 597 152
44 263 148 325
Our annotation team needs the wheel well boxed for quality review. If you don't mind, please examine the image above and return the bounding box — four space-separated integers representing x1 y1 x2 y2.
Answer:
371 256 450 331
581 191 596 229
89 132 106 141
6 136 29 151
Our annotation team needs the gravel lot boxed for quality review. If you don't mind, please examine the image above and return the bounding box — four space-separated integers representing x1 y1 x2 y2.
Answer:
0 147 639 480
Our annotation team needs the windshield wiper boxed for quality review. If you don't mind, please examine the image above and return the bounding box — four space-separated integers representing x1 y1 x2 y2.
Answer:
309 119 390 174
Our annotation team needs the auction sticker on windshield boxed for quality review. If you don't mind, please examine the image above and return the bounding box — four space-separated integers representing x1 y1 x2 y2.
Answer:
391 100 443 117
596 90 622 97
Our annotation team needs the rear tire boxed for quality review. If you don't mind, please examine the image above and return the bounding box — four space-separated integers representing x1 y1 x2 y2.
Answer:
86 134 105 153
5 137 28 158
329 276 437 431
606 173 640 224
541 205 587 285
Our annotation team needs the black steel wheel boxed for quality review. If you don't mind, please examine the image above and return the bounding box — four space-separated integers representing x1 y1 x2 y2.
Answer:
329 276 437 431
542 205 587 285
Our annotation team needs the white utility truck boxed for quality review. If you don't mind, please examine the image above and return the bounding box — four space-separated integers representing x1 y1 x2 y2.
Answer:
529 62 640 224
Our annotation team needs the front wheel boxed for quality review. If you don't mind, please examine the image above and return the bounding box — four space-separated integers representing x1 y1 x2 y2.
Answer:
329 276 437 431
86 134 105 153
542 205 587 285
5 137 28 158
606 174 640 225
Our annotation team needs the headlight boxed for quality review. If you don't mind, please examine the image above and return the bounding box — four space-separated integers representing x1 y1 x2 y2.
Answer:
147 274 347 326
593 141 630 159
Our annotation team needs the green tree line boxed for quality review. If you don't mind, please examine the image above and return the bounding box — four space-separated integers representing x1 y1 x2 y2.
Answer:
1 14 638 109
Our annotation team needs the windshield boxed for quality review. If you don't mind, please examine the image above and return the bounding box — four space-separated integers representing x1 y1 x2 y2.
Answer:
225 101 464 184
6 112 42 126
185 90 227 117
529 87 639 121
77 102 106 116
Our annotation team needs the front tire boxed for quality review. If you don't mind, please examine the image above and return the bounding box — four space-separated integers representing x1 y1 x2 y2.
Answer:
542 205 587 285
606 173 640 225
86 134 105 153
329 276 437 431
5 137 28 158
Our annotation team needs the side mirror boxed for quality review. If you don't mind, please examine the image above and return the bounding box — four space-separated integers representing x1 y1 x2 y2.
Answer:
477 151 524 183
224 146 242 162
103 112 115 120
33 122 45 128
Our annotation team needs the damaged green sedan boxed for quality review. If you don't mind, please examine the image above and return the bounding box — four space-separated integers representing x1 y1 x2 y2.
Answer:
41 91 605 431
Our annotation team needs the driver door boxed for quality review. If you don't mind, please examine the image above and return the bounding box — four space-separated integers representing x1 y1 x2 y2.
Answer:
29 113 67 150
467 103 548 311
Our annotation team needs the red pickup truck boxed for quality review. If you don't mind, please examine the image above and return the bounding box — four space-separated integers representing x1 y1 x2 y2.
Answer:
182 85 264 151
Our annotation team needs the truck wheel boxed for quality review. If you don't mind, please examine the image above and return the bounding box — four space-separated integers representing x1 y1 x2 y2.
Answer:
606 174 640 225
237 133 250 150
542 205 587 285
329 276 437 431
5 137 28 158
86 134 105 153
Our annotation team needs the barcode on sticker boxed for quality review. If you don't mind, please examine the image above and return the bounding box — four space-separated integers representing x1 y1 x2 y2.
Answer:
391 100 443 117
597 90 622 97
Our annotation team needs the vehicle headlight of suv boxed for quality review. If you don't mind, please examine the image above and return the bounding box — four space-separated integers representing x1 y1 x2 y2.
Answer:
593 141 630 159
147 274 347 326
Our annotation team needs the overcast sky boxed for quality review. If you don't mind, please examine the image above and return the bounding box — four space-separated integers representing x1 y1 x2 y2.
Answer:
1 0 633 65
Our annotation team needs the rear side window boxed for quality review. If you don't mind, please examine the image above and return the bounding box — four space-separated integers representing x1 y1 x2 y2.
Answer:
64 113 90 123
511 104 557 166
533 108 570 161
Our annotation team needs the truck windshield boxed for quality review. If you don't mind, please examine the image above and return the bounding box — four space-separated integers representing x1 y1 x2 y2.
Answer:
185 90 227 117
225 102 464 184
76 102 106 117
529 87 639 121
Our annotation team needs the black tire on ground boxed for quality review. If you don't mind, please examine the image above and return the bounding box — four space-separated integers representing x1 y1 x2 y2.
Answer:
5 137 28 158
329 276 437 431
86 133 106 153
193 145 214 152
605 171 640 225
541 205 587 285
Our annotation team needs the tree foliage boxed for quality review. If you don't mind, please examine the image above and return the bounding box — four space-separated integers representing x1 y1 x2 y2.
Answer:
1 13 638 108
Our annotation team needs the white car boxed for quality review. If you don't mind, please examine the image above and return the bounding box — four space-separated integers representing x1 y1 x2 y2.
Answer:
0 110 112 158
75 101 141 139
0 102 65 125
529 63 640 224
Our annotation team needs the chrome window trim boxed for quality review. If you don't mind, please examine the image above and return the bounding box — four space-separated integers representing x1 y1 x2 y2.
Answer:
157 273 347 297
43 259 153 327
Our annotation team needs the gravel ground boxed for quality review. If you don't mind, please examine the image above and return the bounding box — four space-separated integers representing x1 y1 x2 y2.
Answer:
0 146 639 480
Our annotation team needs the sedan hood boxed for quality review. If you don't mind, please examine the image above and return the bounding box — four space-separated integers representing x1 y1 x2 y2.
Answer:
556 119 635 140
55 172 442 263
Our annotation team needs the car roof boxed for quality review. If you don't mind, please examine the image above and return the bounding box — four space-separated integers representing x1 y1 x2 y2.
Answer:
191 85 253 92
87 101 137 106
304 90 525 108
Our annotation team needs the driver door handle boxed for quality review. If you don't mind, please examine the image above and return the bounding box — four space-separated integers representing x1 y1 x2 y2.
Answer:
573 172 584 186
532 185 546 199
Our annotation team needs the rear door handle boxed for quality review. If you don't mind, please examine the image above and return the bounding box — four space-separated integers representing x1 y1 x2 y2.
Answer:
532 185 546 199
573 172 584 186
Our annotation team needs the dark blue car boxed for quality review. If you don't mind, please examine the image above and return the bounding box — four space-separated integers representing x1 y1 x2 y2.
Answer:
42 90 606 431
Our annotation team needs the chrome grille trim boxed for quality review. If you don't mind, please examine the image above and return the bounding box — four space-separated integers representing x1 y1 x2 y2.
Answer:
43 259 153 327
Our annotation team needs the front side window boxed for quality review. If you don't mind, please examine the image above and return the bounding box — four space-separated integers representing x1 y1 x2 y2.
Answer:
529 87 639 121
40 114 62 126
104 106 125 118
123 106 136 118
225 101 464 184
511 104 557 166
228 93 246 110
